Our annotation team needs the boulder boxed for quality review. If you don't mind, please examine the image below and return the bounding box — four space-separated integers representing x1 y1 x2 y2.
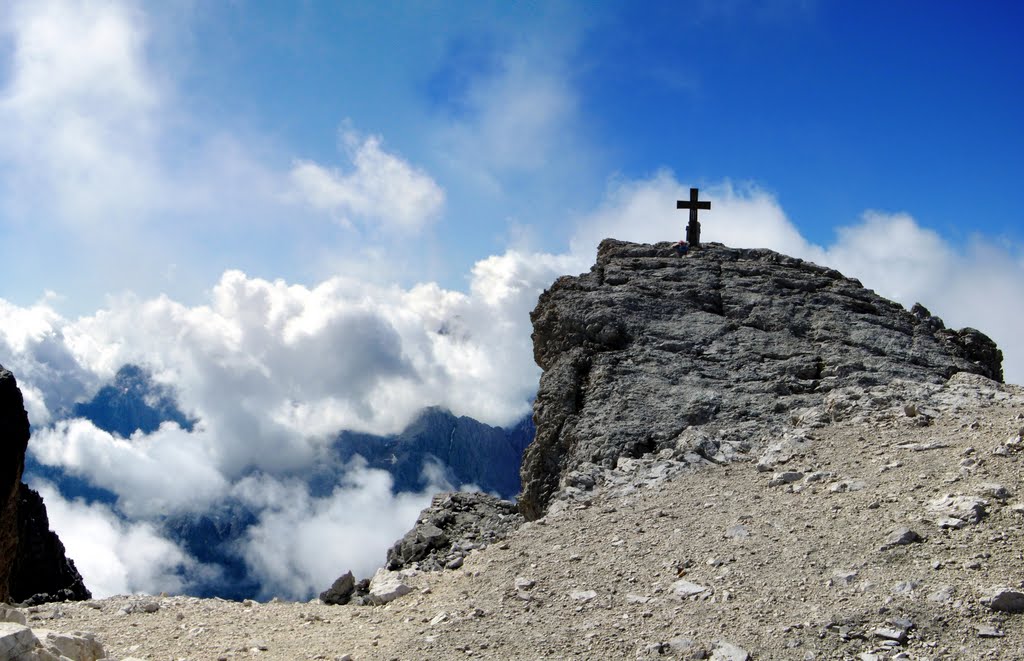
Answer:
0 622 37 659
981 587 1024 613
384 492 520 572
367 569 413 605
319 571 356 605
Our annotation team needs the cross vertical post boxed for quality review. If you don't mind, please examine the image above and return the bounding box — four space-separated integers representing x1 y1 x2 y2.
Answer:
676 187 711 248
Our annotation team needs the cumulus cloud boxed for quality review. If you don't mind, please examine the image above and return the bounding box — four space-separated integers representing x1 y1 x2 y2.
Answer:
435 48 582 195
32 420 229 518
290 126 445 232
4 242 568 523
234 459 447 600
569 172 811 258
0 0 162 226
31 480 204 597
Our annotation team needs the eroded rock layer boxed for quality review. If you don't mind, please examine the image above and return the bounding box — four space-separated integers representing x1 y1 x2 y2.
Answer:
520 240 1003 519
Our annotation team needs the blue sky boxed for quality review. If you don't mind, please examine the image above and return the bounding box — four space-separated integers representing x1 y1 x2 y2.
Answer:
1 1 1023 599
2 1 1020 309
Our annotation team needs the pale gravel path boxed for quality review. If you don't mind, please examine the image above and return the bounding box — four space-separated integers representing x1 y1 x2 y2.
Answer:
23 377 1024 660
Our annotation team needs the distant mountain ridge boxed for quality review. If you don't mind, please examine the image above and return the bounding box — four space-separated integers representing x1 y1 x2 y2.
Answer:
72 364 195 437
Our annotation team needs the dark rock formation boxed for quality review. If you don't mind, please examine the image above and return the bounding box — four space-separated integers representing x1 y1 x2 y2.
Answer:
520 240 1004 519
384 492 521 572
0 367 30 604
319 570 356 605
0 364 90 604
10 484 91 604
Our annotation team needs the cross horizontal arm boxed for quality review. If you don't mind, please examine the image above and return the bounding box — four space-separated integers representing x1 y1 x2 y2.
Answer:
676 200 711 210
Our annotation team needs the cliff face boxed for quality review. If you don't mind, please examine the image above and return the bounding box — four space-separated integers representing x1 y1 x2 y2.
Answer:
0 365 90 604
0 367 30 603
10 484 91 604
520 240 1003 519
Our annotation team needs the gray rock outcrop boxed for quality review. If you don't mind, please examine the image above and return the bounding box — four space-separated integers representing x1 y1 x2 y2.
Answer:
384 492 521 572
520 240 1003 519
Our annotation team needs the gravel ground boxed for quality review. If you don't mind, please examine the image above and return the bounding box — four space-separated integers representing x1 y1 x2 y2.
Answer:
22 375 1024 660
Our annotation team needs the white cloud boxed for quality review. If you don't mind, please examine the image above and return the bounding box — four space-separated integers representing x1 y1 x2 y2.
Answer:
0 0 162 226
31 481 202 598
435 50 580 194
569 172 811 258
32 420 229 518
234 459 446 600
290 127 445 232
5 246 559 520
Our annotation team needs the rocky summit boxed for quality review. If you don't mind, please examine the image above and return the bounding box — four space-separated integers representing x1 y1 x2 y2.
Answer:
520 239 1002 519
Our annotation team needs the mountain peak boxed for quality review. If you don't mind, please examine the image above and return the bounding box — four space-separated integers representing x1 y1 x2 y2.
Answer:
520 240 1003 519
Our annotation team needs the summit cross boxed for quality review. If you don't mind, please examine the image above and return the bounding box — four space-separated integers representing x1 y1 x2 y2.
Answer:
677 187 711 248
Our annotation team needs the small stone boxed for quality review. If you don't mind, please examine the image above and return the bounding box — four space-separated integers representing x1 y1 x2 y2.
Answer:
711 640 750 661
879 527 921 551
569 590 597 602
927 585 954 604
626 594 651 604
976 624 1005 638
928 495 987 524
429 611 449 626
671 579 709 599
888 617 914 632
981 587 1024 613
892 581 919 595
829 570 858 586
874 627 907 643
514 577 536 591
445 556 464 570
978 482 1010 500
769 471 804 487
829 479 867 493
724 524 750 540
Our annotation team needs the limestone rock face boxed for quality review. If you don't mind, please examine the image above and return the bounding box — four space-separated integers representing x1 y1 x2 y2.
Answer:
0 365 90 605
520 240 1003 519
0 367 31 604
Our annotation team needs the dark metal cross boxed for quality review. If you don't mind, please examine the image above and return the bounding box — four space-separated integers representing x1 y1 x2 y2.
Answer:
677 187 711 248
